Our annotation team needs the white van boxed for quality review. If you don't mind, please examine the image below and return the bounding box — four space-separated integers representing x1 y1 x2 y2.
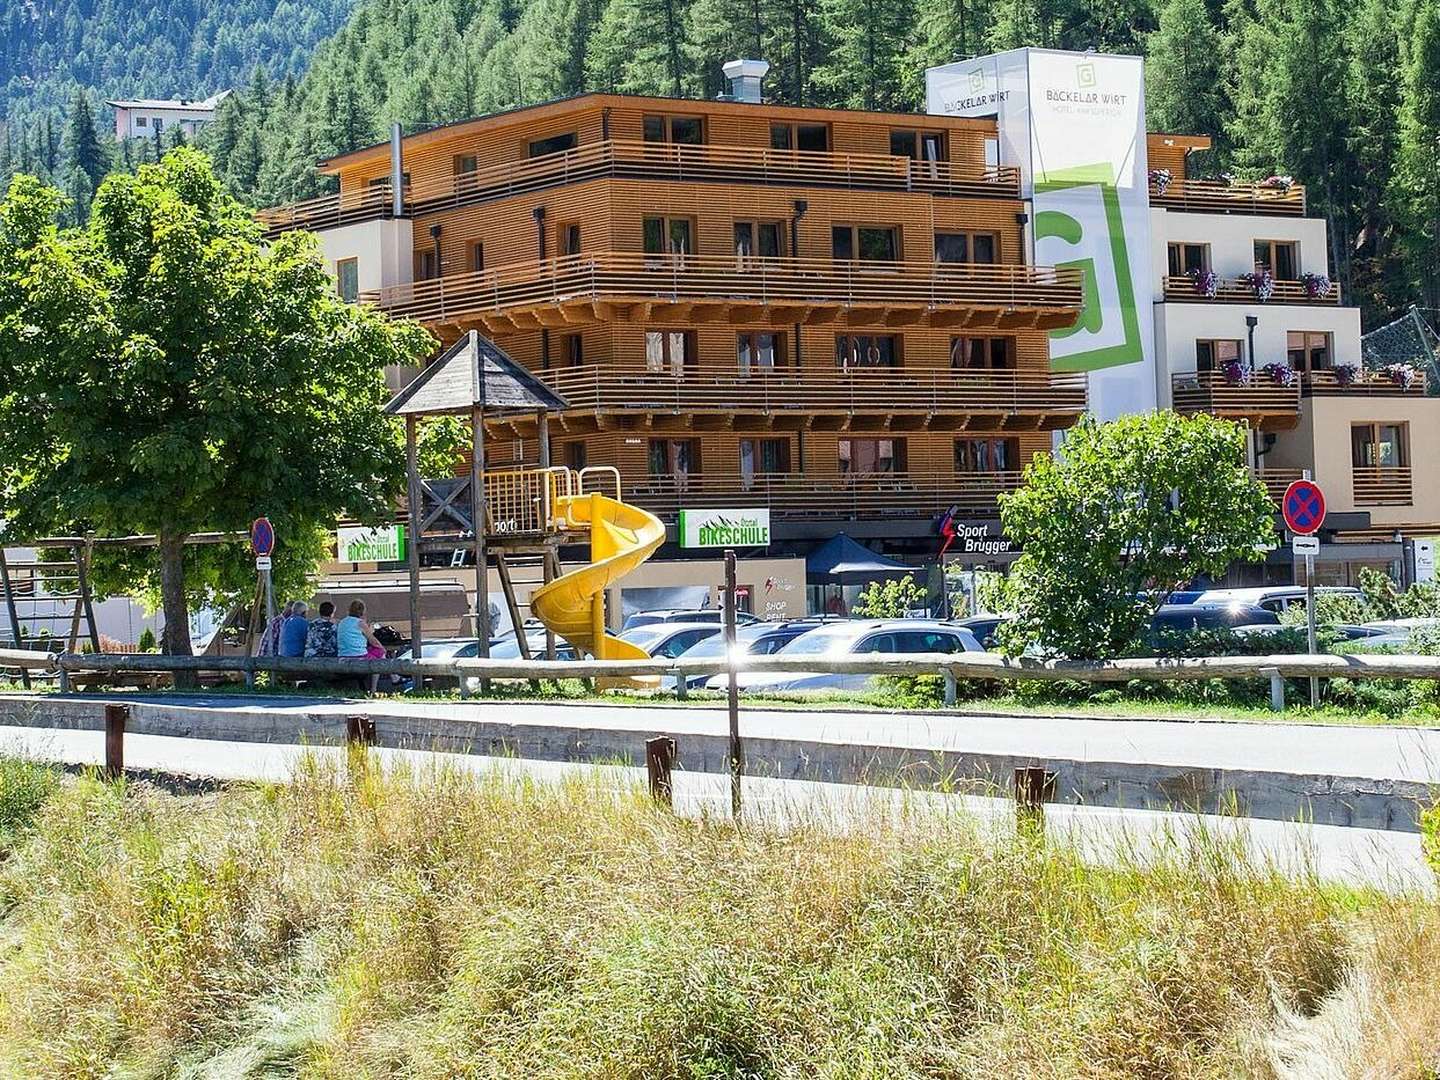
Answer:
1191 585 1362 615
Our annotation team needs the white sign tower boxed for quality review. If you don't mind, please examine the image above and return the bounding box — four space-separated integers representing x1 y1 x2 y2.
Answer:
926 49 1157 420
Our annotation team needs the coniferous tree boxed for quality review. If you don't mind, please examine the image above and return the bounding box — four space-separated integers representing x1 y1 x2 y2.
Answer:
1392 0 1440 310
812 0 917 111
62 91 108 191
1346 0 1403 313
1145 0 1227 162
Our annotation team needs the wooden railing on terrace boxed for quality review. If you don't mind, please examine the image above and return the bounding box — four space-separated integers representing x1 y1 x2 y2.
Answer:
1162 274 1341 305
1169 370 1301 417
1149 177 1306 215
1255 468 1304 502
1303 368 1429 396
536 363 1088 416
257 141 1022 235
1353 466 1413 507
363 253 1084 325
624 470 1024 521
256 181 399 236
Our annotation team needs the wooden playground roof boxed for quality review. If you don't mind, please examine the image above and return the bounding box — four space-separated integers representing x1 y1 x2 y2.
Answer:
384 332 569 417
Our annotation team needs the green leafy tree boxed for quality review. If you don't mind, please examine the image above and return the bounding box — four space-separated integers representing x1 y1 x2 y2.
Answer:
851 573 928 619
0 150 435 657
996 412 1276 660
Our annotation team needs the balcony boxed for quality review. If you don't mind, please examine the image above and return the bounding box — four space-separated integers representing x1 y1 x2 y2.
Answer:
1303 368 1429 397
530 363 1087 431
1255 468 1304 503
256 181 399 237
1353 466 1413 507
1149 177 1306 216
257 140 1023 236
363 253 1084 334
1161 274 1340 306
1170 371 1300 427
624 470 1024 522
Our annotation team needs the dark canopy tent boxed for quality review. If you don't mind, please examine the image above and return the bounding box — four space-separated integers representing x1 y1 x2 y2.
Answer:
383 330 568 659
805 533 914 584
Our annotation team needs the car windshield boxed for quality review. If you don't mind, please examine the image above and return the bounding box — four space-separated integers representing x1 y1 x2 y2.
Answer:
775 625 866 657
619 624 680 651
675 625 771 659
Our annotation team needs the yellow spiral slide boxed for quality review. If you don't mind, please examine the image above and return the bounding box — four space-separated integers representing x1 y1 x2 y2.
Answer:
530 490 665 661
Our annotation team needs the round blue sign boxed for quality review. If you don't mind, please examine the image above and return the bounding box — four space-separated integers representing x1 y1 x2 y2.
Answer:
250 517 276 556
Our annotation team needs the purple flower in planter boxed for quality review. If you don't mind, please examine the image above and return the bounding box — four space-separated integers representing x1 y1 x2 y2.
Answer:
1385 363 1417 389
1333 363 1359 387
1261 362 1296 387
1301 272 1332 299
1241 270 1275 302
1221 359 1247 385
1259 174 1294 191
1149 168 1173 196
1189 268 1218 299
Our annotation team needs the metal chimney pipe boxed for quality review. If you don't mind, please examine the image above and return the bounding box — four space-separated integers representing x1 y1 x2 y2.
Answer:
390 123 404 217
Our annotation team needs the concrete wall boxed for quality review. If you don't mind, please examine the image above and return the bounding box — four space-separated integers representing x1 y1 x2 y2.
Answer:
318 218 415 295
1150 208 1332 280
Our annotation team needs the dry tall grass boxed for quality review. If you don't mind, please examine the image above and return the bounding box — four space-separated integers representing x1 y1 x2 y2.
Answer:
0 753 1435 1078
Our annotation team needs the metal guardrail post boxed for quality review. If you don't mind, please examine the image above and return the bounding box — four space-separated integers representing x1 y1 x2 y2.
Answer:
103 703 128 780
646 735 677 809
1015 765 1055 834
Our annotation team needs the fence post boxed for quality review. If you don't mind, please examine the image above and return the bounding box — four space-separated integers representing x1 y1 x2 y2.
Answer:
58 659 70 694
943 670 958 707
103 703 128 781
675 671 688 700
646 735 677 809
346 714 377 747
1014 765 1055 834
1262 667 1285 712
724 549 742 820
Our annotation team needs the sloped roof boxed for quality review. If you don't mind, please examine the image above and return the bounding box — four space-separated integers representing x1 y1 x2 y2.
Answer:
806 533 914 580
105 91 231 111
384 332 568 416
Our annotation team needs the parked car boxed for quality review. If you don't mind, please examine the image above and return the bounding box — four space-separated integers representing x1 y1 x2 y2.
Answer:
663 620 829 689
618 621 721 659
620 608 761 632
954 614 1010 651
704 619 982 694
1190 586 1362 615
1150 604 1279 632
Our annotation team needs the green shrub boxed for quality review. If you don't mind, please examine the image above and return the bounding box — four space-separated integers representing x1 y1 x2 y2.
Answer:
137 628 157 652
0 756 60 853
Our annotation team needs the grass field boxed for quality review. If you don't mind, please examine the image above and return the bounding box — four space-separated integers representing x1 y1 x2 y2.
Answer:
0 754 1436 1077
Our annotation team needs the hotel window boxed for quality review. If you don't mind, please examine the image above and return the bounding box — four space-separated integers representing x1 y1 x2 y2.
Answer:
889 129 946 161
1254 239 1298 279
1167 242 1208 276
740 438 791 487
471 242 485 272
648 438 699 476
528 132 577 157
839 438 905 474
559 222 581 256
1286 331 1331 371
453 154 478 175
737 331 785 373
935 231 998 264
563 332 584 367
1351 423 1407 468
734 220 784 259
643 115 704 144
336 258 359 303
135 115 148 128
564 441 588 471
984 137 1000 169
152 117 164 131
949 336 1014 369
955 437 1018 473
836 334 899 368
416 249 438 281
770 122 829 152
832 224 899 262
643 215 694 256
645 329 693 374
1195 339 1242 372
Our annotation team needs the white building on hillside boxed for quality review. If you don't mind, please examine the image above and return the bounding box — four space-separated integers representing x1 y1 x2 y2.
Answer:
106 91 231 142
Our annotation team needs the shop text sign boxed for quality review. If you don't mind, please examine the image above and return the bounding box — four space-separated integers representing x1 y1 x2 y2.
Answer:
678 509 771 549
337 525 406 563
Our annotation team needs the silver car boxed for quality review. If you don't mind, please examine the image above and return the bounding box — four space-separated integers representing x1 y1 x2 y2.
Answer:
704 619 981 693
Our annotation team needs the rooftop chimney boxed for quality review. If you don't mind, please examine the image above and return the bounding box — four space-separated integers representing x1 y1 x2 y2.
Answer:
722 59 769 104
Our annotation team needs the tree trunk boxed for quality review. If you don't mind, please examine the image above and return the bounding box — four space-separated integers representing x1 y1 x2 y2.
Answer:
158 531 193 657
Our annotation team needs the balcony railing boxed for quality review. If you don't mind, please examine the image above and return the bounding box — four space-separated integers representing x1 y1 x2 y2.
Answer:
364 253 1084 329
1170 370 1301 419
1149 177 1306 215
535 363 1087 418
1255 468 1304 502
1353 466 1413 507
256 181 400 237
257 140 1023 235
1161 274 1340 305
624 470 1024 521
1303 368 1429 397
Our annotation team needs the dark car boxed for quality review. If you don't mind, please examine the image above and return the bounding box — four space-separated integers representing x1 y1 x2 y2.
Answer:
955 614 1010 651
1150 603 1279 632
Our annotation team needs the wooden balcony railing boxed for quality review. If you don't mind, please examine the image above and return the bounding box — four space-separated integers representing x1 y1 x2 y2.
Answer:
256 181 400 236
625 470 1025 521
1161 274 1341 305
1149 177 1306 215
1353 466 1413 507
1170 371 1301 419
363 253 1084 330
535 363 1088 417
1255 468 1304 502
257 140 1023 235
1303 368 1429 396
